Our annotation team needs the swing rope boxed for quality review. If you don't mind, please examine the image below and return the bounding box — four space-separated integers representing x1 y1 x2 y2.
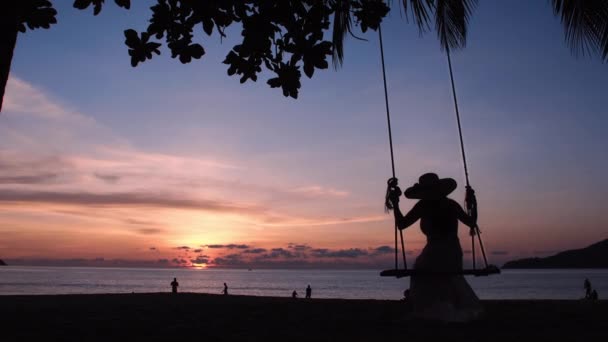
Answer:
446 46 491 270
379 25 395 180
446 46 470 188
378 25 407 272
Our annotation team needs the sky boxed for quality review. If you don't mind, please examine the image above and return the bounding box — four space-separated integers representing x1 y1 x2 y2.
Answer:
1 1 607 269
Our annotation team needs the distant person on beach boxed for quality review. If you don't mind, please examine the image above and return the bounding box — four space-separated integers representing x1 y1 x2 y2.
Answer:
402 289 410 302
387 173 482 322
292 290 298 299
590 289 599 300
305 285 312 299
223 283 228 296
584 278 592 299
171 278 179 294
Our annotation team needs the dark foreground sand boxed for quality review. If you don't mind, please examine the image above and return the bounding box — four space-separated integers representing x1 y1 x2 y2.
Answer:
1 294 606 341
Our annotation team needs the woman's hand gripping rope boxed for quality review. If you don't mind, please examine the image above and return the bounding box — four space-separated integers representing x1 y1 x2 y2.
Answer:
385 177 401 211
466 185 480 236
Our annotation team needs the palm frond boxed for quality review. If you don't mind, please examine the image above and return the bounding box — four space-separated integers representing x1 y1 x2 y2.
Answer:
434 0 477 51
552 0 608 61
400 0 434 33
332 0 352 67
603 23 608 60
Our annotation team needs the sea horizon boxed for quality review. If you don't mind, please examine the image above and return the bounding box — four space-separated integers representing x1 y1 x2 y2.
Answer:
2 266 607 300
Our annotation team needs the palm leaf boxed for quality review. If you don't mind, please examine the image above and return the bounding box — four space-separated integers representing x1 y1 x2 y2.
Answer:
400 0 477 50
400 0 434 33
434 0 477 51
552 0 608 61
330 0 477 67
332 0 352 67
603 22 608 59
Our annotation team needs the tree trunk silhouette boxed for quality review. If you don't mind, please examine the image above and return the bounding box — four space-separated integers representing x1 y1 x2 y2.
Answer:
0 3 19 113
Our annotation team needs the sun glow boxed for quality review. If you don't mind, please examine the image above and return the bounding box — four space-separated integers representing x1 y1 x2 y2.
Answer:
166 211 249 243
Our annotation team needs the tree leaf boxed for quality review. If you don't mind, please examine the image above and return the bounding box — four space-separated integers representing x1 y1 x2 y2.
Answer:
267 77 281 88
72 0 105 16
189 44 205 59
179 54 192 64
20 2 58 32
304 62 314 78
114 0 130 10
72 0 90 10
202 18 214 36
124 29 139 47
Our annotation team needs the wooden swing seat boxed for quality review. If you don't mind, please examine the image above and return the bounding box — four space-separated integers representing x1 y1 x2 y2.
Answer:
380 265 501 278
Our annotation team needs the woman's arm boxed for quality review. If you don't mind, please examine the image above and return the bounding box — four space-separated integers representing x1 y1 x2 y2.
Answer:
393 201 422 230
452 199 477 228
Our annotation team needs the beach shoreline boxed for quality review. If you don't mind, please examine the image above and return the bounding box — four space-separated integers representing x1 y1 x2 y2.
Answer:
1 293 606 341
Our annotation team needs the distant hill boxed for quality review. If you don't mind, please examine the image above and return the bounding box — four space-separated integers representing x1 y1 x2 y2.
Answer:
503 239 608 269
0 259 6 266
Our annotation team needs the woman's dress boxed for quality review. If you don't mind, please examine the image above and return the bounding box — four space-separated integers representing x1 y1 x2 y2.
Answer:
408 198 483 322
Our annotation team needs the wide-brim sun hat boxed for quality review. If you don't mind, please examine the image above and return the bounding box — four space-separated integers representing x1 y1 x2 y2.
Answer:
404 173 457 199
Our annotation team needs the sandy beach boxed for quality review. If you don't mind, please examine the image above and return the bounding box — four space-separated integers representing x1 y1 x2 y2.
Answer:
1 294 606 341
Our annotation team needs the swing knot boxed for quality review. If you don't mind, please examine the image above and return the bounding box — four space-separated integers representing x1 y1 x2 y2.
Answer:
387 177 399 187
465 185 477 211
385 178 401 212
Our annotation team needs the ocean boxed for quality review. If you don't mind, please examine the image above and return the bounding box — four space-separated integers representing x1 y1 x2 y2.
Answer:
1 266 606 300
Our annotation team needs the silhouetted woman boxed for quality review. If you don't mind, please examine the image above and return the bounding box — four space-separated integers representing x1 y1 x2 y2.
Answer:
387 173 482 322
